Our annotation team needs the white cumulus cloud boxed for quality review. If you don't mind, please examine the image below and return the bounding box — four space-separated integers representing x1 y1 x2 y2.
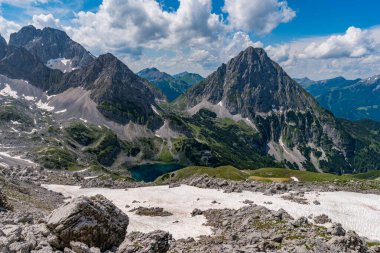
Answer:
223 0 295 35
32 13 62 29
266 26 380 80
0 16 21 41
301 26 375 59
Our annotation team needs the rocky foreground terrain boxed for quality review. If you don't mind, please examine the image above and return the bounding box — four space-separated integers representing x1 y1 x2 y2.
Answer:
1 166 380 253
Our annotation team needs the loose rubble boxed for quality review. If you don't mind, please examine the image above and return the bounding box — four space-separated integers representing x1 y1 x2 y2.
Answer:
131 207 173 217
1 168 380 252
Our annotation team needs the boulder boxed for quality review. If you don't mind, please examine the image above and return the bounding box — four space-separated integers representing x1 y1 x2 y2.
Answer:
47 195 129 251
327 223 346 236
191 208 203 216
328 230 367 253
117 230 171 253
314 214 331 224
0 189 13 212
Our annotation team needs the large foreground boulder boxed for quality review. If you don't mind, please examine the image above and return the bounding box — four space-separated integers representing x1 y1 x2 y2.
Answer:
47 194 129 251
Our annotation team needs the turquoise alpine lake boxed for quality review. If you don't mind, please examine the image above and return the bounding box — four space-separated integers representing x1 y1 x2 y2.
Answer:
128 163 183 182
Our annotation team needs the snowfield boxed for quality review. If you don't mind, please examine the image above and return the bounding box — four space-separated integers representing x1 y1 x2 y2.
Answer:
43 184 380 241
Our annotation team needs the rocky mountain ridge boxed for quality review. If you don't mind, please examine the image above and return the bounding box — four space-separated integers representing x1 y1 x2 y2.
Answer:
174 47 380 173
0 30 165 130
296 76 380 122
138 68 203 101
9 25 94 72
1 26 380 175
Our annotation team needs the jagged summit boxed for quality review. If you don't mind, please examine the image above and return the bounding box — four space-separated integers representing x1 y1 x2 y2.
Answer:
9 25 94 70
1 26 165 129
175 47 358 172
177 46 316 115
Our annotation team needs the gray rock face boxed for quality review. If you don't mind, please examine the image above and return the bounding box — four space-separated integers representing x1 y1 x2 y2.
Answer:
0 34 6 59
1 26 166 129
328 223 346 236
178 47 315 114
57 53 165 127
328 230 367 253
0 45 63 91
314 214 331 224
9 25 94 68
117 230 171 253
47 195 129 251
175 47 358 173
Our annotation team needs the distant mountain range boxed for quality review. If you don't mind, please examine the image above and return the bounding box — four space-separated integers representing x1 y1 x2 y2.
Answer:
138 68 203 101
1 25 380 176
296 76 380 122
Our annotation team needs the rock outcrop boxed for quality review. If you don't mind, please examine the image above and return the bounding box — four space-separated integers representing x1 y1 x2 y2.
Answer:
174 46 365 173
117 230 171 253
0 189 13 211
9 25 94 69
47 195 129 251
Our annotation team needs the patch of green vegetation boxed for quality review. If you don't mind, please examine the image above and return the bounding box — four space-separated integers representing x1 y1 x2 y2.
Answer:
155 165 248 184
0 105 32 125
367 241 380 247
87 130 121 166
251 219 285 231
244 168 353 182
167 109 280 169
159 143 173 162
339 119 380 172
65 122 101 146
98 101 148 125
37 147 77 170
352 170 380 180
285 235 306 240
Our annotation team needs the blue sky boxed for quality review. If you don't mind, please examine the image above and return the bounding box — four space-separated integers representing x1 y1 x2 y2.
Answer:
0 0 380 80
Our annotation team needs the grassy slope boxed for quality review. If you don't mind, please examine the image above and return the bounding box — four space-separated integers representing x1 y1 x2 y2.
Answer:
246 168 380 182
155 165 248 184
156 166 380 184
244 168 350 182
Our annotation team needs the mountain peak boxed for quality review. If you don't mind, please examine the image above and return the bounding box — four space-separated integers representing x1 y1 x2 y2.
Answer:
226 46 276 76
243 46 266 55
175 71 189 76
138 67 161 75
178 47 314 115
237 46 269 61
97 52 119 63
9 25 94 69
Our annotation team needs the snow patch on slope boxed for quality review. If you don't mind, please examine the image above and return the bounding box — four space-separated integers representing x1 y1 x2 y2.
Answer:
151 105 160 116
46 58 77 73
36 100 55 111
43 184 380 241
0 151 36 168
0 84 19 99
188 99 258 131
